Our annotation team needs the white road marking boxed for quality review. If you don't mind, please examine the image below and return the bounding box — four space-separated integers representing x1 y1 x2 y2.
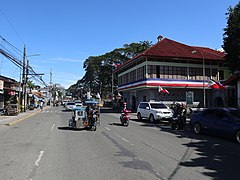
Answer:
105 127 111 131
35 151 44 166
121 138 129 143
51 124 55 131
114 133 134 146
115 133 121 138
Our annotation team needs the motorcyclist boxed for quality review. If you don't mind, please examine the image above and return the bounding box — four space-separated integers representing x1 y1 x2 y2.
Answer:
86 103 98 126
122 102 128 113
172 102 186 129
120 102 131 125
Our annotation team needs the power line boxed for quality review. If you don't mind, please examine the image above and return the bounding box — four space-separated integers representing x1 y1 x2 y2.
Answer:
0 36 23 57
0 8 25 45
0 36 47 86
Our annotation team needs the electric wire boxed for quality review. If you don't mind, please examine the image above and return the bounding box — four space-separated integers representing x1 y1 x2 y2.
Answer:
0 9 47 87
0 8 25 45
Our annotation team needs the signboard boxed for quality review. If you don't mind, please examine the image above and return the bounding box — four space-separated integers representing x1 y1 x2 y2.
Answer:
186 91 194 105
0 80 4 94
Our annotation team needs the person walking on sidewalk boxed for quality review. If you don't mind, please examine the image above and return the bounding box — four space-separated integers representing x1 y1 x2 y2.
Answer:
40 100 44 110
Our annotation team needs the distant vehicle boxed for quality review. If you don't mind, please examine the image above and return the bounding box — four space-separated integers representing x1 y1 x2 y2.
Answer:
62 100 69 107
74 100 83 107
190 107 240 144
137 101 173 122
4 104 19 116
65 102 75 111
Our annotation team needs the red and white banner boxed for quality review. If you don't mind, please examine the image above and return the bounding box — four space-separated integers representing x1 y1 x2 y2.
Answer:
118 78 208 91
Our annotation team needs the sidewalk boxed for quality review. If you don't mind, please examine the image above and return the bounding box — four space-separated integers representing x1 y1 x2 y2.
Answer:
0 108 43 126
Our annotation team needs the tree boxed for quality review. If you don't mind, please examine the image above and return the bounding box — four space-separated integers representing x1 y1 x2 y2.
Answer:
27 80 35 93
68 40 152 98
223 2 240 73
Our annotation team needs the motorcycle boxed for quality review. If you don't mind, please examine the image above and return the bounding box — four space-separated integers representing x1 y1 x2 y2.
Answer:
87 111 98 131
171 110 186 130
120 109 131 126
171 112 181 130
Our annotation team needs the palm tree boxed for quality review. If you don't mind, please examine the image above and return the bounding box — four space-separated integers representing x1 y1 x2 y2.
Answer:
27 80 35 93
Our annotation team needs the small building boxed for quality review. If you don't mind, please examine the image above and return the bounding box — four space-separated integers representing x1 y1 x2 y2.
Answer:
0 75 18 110
113 37 231 111
223 73 240 107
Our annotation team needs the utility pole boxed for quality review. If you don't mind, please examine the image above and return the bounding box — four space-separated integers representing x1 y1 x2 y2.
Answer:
50 68 53 106
21 45 26 112
25 58 29 111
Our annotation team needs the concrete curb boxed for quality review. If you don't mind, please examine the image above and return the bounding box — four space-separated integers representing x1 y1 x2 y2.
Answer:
0 106 51 126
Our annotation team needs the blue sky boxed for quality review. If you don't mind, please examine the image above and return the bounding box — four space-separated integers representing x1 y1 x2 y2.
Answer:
0 0 239 89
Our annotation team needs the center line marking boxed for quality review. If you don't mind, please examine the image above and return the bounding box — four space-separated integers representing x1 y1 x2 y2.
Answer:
105 127 111 131
35 151 44 166
51 124 55 131
121 138 129 143
114 133 134 146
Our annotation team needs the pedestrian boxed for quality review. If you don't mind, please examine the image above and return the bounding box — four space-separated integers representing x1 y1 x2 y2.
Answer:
40 100 44 110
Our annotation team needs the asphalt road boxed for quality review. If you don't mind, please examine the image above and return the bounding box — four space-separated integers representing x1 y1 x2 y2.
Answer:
0 106 239 180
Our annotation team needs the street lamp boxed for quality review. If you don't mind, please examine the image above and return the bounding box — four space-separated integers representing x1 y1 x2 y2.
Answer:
192 50 206 108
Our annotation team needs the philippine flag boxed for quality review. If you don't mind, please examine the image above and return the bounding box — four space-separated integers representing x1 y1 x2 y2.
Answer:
158 86 170 94
208 79 225 89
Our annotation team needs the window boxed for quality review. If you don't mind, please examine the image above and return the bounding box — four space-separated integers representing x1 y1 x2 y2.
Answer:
143 96 147 102
136 66 145 81
219 70 224 80
139 103 148 109
156 66 160 78
150 103 167 109
148 65 156 78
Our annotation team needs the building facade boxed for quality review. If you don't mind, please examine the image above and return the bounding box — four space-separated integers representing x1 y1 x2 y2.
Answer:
0 75 18 110
223 73 240 107
113 37 231 111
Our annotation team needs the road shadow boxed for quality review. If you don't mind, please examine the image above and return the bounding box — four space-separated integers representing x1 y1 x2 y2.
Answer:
109 123 126 127
128 114 240 179
58 126 89 131
100 107 119 113
61 109 72 112
175 133 240 180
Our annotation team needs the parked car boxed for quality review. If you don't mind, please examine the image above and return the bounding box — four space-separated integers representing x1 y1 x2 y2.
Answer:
65 102 75 111
190 107 240 143
137 101 173 122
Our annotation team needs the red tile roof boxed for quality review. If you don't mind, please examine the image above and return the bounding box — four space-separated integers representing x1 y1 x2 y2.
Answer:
142 38 225 60
114 38 225 73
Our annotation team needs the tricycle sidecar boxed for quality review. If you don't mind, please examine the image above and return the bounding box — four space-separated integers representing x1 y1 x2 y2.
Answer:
69 107 97 131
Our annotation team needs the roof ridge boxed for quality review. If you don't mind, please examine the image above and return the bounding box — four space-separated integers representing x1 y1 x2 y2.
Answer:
142 37 166 55
193 46 225 58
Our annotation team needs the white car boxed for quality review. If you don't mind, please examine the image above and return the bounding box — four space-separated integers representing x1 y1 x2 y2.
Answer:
74 100 83 107
137 102 173 122
65 102 75 111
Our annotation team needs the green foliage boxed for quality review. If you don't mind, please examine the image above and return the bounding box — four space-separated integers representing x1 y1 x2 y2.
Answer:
223 2 240 73
26 80 35 92
68 40 152 98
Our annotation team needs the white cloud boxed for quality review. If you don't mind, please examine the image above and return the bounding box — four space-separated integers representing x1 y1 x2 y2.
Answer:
49 57 84 63
51 72 84 89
